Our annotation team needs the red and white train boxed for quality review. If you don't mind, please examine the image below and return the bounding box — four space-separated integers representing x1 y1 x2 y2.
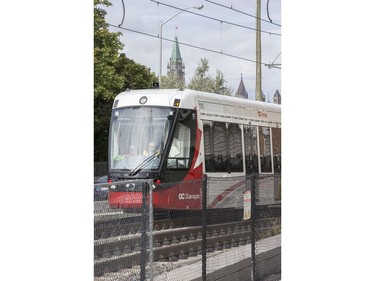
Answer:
107 88 281 210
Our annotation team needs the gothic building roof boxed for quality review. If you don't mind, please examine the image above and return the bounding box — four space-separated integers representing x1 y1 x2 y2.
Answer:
235 74 248 99
273 89 281 104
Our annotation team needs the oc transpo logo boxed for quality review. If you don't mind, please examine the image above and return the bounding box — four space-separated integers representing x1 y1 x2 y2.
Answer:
178 193 200 200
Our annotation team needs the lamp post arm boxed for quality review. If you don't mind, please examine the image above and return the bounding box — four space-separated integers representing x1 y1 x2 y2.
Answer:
162 10 185 27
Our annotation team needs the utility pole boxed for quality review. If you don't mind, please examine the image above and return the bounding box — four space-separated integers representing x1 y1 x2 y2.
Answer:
255 0 262 101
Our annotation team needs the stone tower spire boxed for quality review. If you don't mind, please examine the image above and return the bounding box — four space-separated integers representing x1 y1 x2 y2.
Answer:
167 35 185 84
235 73 248 99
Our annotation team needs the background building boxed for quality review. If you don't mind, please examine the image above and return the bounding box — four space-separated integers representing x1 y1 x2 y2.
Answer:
167 36 185 84
235 74 249 99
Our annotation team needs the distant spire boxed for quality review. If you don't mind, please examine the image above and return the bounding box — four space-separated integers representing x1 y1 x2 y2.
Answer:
273 89 281 104
235 73 248 99
171 35 182 61
167 34 185 84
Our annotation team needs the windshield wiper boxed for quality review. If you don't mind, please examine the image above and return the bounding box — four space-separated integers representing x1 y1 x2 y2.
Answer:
128 151 161 176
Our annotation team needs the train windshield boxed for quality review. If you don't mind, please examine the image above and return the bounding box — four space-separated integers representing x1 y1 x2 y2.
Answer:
109 106 177 171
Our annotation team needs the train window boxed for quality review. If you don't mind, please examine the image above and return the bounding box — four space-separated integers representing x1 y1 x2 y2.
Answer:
203 121 229 172
272 127 281 173
212 122 228 172
203 121 214 172
228 124 243 172
259 126 272 173
204 121 245 173
244 125 259 174
167 121 191 169
109 107 175 170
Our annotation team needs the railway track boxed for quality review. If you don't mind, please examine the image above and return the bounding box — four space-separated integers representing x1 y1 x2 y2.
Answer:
94 206 280 240
94 212 202 240
94 206 281 277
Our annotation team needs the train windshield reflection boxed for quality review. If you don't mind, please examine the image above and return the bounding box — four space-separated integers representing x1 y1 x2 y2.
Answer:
109 106 176 171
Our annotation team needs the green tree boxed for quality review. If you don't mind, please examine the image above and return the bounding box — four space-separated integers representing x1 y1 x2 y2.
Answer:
94 0 158 162
94 0 124 162
115 53 157 92
188 58 233 95
160 73 184 89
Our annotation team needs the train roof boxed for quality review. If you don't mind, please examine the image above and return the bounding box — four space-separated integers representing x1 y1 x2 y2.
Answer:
113 88 281 127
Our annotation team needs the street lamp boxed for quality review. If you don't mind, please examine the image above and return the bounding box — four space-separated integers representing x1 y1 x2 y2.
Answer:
159 5 204 87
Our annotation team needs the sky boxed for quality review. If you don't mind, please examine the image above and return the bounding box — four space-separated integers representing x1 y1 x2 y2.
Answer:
102 0 281 100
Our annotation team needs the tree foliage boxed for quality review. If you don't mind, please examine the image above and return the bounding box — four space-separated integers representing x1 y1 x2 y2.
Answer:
160 58 232 94
94 0 157 162
188 58 233 95
115 53 157 92
94 0 124 101
160 73 184 89
94 0 124 162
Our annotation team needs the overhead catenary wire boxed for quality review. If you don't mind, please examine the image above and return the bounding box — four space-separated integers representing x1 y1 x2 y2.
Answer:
273 52 281 64
205 0 281 27
108 23 272 65
267 0 272 23
119 0 126 27
150 0 281 36
109 1 281 69
265 52 281 69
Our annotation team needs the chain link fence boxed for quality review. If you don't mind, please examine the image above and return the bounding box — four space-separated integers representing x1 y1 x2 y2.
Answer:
94 174 281 280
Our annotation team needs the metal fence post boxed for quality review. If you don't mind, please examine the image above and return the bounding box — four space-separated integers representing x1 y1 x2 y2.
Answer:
251 174 257 281
140 181 148 281
202 174 208 281
148 181 154 281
